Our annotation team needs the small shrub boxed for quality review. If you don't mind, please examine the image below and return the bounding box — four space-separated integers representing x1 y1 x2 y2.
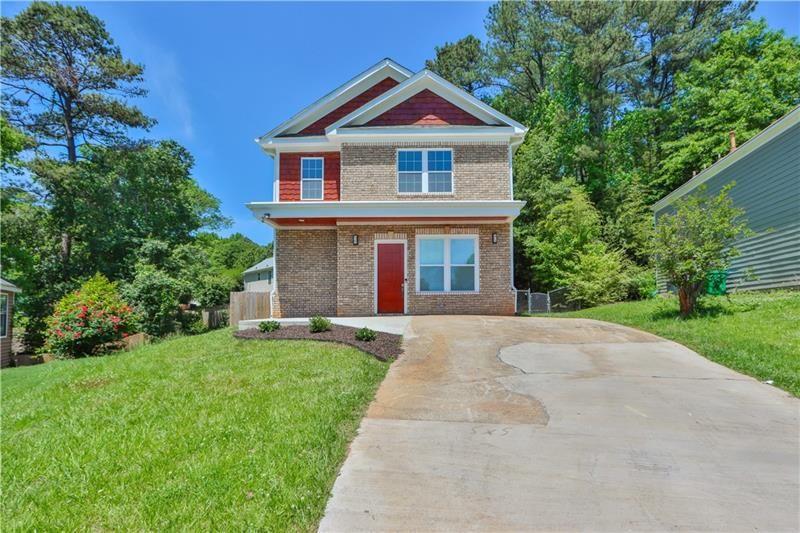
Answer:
184 316 208 336
43 274 135 358
258 320 280 333
355 327 377 342
309 315 332 333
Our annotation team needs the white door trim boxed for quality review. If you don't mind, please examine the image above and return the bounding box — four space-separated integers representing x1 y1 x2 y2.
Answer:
373 239 408 315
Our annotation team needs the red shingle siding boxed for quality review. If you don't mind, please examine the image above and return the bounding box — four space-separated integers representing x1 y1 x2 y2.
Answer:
279 152 340 201
364 89 487 127
297 77 400 136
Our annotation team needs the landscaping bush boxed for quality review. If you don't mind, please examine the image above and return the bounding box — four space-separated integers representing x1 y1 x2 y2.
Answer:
258 320 280 333
43 274 135 358
122 264 182 337
562 243 628 307
309 315 332 333
354 327 377 342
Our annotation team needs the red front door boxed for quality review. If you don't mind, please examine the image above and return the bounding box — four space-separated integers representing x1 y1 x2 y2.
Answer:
377 243 404 314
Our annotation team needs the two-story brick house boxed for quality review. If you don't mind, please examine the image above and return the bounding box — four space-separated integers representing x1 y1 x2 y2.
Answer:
248 59 528 318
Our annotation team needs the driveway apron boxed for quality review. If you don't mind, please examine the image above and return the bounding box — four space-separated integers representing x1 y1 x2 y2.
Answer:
319 316 799 532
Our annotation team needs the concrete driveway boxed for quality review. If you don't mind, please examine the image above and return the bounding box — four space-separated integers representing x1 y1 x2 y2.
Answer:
319 316 799 532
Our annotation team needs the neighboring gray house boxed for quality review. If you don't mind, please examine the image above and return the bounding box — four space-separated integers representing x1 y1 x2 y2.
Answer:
243 257 274 292
653 105 800 292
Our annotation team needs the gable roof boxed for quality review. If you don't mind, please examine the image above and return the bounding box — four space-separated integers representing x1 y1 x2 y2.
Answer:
326 69 527 136
0 278 21 293
243 257 274 274
653 105 800 211
256 58 413 143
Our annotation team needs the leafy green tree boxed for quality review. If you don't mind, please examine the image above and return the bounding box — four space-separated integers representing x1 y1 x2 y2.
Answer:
425 35 490 94
563 243 628 307
521 181 602 290
652 185 750 316
122 264 182 337
658 21 800 194
1 1 153 268
0 115 30 173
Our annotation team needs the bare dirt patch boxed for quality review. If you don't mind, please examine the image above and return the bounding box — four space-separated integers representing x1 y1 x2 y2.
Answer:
233 325 403 361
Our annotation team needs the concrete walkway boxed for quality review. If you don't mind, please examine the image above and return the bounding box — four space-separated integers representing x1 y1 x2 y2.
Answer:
319 316 799 532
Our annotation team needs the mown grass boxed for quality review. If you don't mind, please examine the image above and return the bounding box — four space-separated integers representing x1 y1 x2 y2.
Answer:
1 329 389 531
548 291 800 396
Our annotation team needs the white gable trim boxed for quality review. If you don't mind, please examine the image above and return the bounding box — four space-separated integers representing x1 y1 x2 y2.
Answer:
326 70 528 137
256 58 412 146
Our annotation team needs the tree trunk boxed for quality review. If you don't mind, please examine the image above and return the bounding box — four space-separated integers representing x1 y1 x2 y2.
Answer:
61 101 76 275
678 283 702 317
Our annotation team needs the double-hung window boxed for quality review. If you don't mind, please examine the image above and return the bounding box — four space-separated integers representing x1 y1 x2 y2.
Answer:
417 235 478 292
398 149 452 193
0 294 7 338
301 157 324 200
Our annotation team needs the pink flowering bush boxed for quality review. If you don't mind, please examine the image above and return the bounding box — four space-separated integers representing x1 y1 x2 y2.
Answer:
43 274 136 358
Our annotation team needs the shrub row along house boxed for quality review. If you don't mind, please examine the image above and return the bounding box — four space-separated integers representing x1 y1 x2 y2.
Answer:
248 59 527 318
653 105 800 292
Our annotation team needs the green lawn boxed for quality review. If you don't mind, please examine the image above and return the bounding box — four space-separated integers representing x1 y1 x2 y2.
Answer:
551 291 800 397
1 329 389 531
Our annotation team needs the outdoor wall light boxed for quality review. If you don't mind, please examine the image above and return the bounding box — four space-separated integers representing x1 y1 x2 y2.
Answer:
352 234 359 245
492 232 498 244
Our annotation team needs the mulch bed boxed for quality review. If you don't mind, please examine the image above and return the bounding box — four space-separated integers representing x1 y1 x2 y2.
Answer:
233 324 403 361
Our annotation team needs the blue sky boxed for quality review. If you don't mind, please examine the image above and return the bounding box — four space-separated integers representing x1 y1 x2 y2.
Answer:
4 1 798 245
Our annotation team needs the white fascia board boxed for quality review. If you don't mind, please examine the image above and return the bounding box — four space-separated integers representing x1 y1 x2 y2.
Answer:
330 126 516 143
652 104 800 211
256 59 413 144
326 70 528 136
247 199 526 220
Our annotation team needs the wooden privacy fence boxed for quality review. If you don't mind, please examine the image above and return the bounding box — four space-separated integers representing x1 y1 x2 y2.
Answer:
202 307 228 329
229 291 270 328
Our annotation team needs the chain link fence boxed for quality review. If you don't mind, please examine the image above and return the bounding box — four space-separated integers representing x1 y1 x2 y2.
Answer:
516 287 581 314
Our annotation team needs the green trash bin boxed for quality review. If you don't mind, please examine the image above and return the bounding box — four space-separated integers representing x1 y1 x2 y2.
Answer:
706 270 727 295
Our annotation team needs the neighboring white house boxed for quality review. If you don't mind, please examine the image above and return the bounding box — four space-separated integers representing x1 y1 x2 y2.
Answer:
243 257 273 292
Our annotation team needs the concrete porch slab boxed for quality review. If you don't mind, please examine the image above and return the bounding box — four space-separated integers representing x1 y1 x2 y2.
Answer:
237 315 411 335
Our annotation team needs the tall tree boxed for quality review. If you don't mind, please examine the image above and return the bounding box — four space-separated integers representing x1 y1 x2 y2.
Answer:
658 20 800 194
425 35 490 94
627 1 754 108
1 1 153 268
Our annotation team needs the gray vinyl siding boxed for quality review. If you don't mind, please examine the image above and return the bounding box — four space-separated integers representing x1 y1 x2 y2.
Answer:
655 120 800 292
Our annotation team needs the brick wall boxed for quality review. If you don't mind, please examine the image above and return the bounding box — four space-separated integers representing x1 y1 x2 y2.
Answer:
273 230 337 318
340 143 510 201
279 152 340 201
336 223 514 316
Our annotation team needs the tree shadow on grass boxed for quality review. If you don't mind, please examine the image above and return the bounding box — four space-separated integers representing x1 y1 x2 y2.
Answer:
650 296 758 321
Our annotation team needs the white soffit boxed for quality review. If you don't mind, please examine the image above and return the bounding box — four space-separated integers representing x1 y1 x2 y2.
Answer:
246 200 526 220
256 58 413 144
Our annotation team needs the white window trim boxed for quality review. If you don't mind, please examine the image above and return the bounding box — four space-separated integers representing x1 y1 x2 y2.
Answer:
415 234 479 294
396 148 454 195
374 239 408 314
0 294 8 338
300 157 325 201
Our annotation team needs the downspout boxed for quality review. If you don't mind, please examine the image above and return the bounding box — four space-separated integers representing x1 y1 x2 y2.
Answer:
508 137 524 305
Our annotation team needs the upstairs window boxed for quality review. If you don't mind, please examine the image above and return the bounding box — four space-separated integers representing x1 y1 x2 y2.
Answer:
301 157 324 200
397 149 452 194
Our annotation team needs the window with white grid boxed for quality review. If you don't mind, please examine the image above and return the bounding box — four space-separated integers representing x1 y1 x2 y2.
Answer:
397 149 452 194
301 157 324 200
